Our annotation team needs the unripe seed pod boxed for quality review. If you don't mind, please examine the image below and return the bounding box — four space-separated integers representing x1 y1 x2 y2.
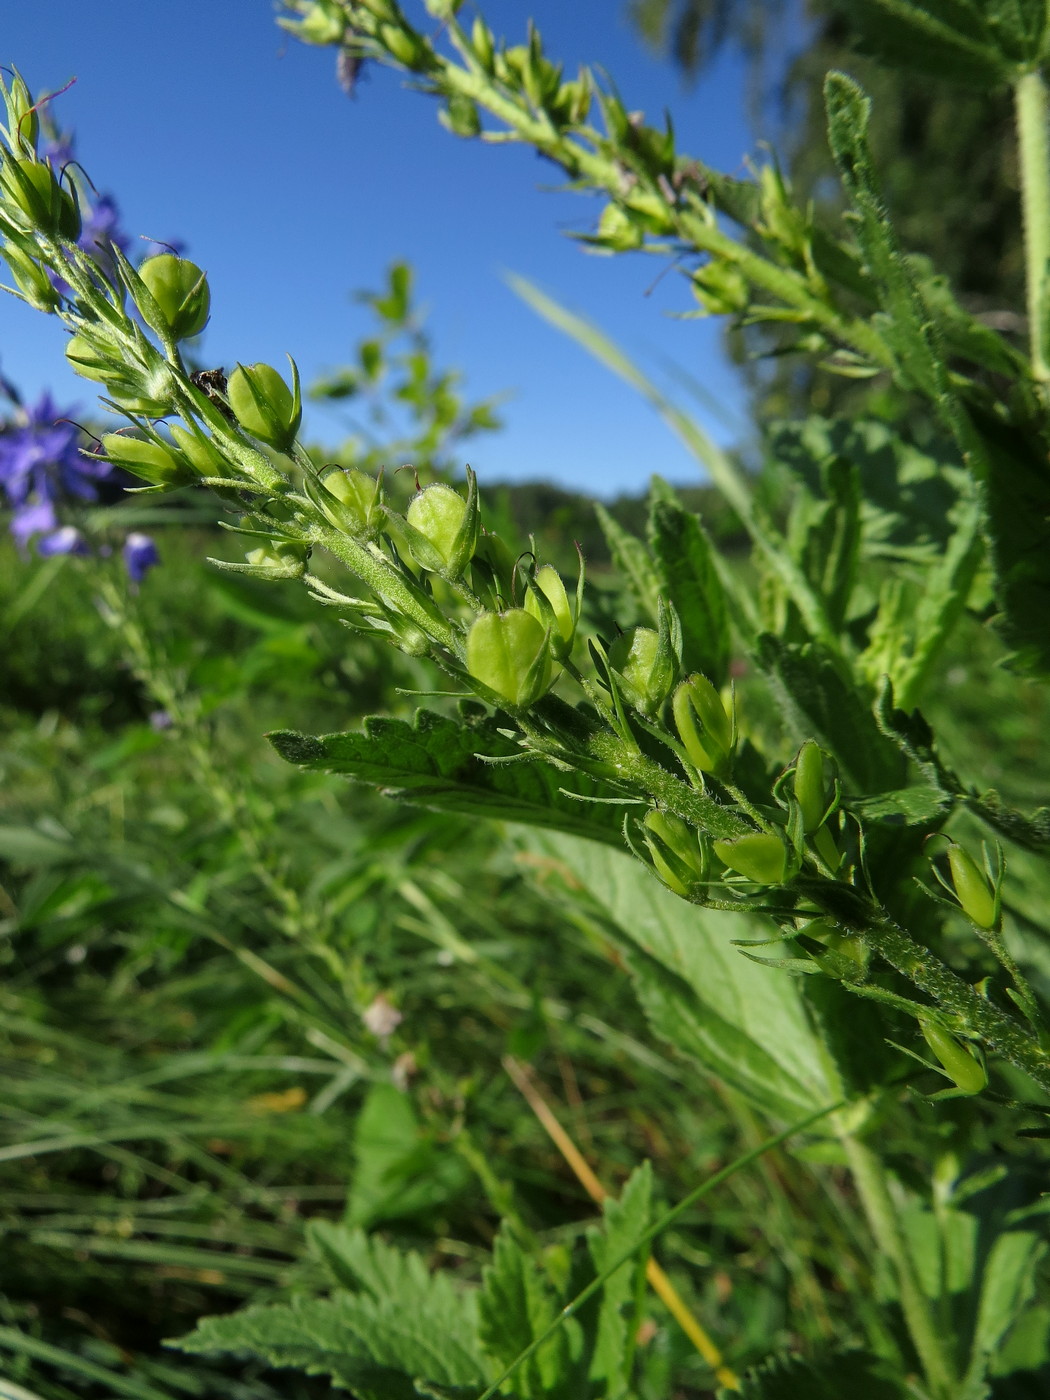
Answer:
672 673 734 778
608 625 675 719
597 203 645 251
65 328 120 383
691 261 750 316
2 241 60 311
644 809 706 896
404 480 477 576
525 564 575 656
228 361 301 451
467 608 552 710
100 433 195 487
244 540 309 578
5 72 39 149
295 1 345 43
713 832 788 885
794 740 827 834
946 844 997 930
379 23 427 66
169 424 227 476
921 1019 987 1095
138 255 210 341
471 16 495 71
442 94 481 137
2 158 80 239
319 465 381 536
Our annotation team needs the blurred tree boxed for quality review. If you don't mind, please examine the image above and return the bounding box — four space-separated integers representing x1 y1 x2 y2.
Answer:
629 1 1024 417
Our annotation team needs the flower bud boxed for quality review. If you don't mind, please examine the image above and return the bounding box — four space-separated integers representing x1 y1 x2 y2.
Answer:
921 1019 987 1096
2 240 60 311
596 203 644 251
138 254 210 341
471 16 495 71
672 673 734 778
169 423 227 476
1 158 80 239
691 261 749 316
525 564 576 659
228 360 301 451
441 95 482 138
403 475 478 577
644 809 706 897
466 608 552 710
946 843 997 931
99 432 195 487
607 626 675 719
379 23 427 66
713 832 789 885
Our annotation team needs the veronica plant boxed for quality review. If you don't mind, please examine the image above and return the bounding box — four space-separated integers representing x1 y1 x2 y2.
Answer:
4 3 1050 1390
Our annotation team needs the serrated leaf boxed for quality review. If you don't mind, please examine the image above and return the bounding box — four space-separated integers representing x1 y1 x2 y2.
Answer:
172 1291 485 1395
586 1162 652 1391
478 1228 580 1399
345 1083 467 1228
756 636 905 793
967 790 1050 853
839 0 1041 88
966 1230 1046 1388
647 482 730 686
308 1222 449 1310
268 709 625 845
727 1347 902 1399
515 831 835 1120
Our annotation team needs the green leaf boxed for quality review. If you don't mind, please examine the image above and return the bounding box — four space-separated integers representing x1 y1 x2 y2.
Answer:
515 830 835 1120
267 709 625 845
172 1291 486 1396
755 636 905 794
477 1228 580 1399
727 1347 902 1399
308 1222 450 1308
966 1229 1046 1388
594 502 662 623
345 1083 467 1228
586 1162 652 1392
967 790 1050 853
647 479 731 686
824 72 947 402
844 786 953 825
838 0 1043 89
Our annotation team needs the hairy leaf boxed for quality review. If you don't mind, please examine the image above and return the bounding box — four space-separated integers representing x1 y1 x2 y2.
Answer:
727 1347 902 1398
595 502 662 624
647 479 731 685
477 1228 579 1399
586 1162 652 1391
268 709 625 845
516 830 835 1119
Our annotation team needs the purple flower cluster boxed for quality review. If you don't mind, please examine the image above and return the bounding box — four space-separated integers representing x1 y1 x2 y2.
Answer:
0 389 159 582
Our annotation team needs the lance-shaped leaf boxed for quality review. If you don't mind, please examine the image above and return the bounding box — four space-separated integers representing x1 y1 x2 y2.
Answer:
268 709 627 844
647 477 731 686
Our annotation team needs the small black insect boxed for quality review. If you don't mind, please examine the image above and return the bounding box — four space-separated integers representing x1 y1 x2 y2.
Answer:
190 367 235 421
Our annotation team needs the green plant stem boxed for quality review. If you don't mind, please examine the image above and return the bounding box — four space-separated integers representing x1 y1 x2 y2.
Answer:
841 1134 956 1399
1015 69 1050 382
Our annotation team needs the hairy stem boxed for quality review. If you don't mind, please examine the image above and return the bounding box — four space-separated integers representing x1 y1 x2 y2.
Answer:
1016 69 1050 382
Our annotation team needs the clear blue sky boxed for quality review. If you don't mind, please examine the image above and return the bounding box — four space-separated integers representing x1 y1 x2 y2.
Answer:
2 1 768 498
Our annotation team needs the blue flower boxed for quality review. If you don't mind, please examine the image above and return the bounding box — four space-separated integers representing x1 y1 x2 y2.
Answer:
123 531 159 583
37 524 89 557
0 391 115 549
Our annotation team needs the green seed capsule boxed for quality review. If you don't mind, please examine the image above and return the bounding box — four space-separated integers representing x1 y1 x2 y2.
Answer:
921 1020 987 1095
100 433 195 488
644 809 706 896
5 71 39 150
406 483 472 571
524 564 575 655
138 255 210 341
228 361 301 451
672 674 733 778
607 626 675 719
466 609 552 710
244 540 309 578
2 240 60 311
713 833 788 885
794 740 827 834
2 158 80 239
946 844 997 931
317 465 381 537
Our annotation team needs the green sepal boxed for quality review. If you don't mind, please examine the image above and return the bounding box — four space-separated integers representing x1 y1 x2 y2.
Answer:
714 832 792 886
95 431 196 488
399 468 479 577
227 358 303 452
466 608 553 711
920 1018 988 1095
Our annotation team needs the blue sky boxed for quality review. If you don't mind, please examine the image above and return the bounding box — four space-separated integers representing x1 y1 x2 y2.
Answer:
1 1 769 498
